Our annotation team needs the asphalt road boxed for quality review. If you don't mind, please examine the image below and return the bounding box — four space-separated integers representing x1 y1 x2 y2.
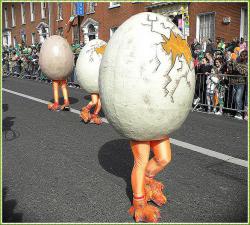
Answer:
2 76 248 223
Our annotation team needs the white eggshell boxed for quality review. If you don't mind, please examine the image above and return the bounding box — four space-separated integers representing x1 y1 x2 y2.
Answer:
76 39 107 94
39 35 74 80
99 12 195 141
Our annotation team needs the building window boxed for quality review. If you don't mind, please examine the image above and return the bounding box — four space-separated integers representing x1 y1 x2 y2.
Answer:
88 24 96 41
30 3 35 21
21 3 26 24
13 36 17 47
21 33 27 45
109 2 120 8
11 5 16 27
41 2 46 19
86 2 96 14
110 27 118 38
196 12 215 42
31 33 36 44
240 8 248 40
57 3 63 20
4 8 8 28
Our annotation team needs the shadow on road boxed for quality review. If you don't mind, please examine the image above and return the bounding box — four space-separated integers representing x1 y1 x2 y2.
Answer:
98 139 134 202
2 117 20 141
49 97 79 105
2 187 23 222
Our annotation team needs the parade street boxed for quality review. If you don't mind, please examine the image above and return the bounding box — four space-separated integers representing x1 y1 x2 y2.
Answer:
2 76 248 223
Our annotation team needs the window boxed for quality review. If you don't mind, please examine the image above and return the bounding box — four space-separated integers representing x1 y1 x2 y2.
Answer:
41 2 46 19
4 8 8 28
240 8 248 40
196 12 215 42
30 3 35 21
11 5 16 27
109 2 120 8
110 27 118 38
31 33 36 44
57 3 63 20
88 24 96 40
21 3 26 24
13 36 17 47
86 2 95 14
21 33 26 44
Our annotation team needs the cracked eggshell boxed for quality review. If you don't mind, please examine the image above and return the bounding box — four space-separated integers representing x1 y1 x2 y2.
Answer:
39 35 74 80
99 12 195 141
76 39 107 94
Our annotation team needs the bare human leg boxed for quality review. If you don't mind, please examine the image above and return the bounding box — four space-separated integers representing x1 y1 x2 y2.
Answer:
128 140 160 223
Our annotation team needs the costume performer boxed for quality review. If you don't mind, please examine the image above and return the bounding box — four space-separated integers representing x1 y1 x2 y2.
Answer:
38 35 74 111
81 94 102 124
75 39 107 125
99 12 195 222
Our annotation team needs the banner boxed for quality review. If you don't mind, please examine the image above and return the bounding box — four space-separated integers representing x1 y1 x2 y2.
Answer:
75 2 84 16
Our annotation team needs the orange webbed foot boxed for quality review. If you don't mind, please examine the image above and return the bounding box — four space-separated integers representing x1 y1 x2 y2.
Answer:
128 198 161 223
145 184 167 206
90 114 102 125
48 102 60 111
80 107 91 122
145 177 165 191
61 102 70 111
145 177 167 206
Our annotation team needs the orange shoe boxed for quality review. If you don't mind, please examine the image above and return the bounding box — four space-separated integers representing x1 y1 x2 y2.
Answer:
145 177 166 206
80 107 91 122
145 184 167 206
145 176 164 191
61 101 70 111
48 102 60 111
90 114 102 125
128 196 160 223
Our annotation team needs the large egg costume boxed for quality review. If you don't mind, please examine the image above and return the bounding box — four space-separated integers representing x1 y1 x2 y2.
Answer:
99 12 195 141
76 39 107 94
39 35 74 80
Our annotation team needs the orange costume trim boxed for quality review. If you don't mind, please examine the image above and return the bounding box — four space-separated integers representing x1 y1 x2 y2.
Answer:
48 80 70 111
129 137 171 222
80 93 102 125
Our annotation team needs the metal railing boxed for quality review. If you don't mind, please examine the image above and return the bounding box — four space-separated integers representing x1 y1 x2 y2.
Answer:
193 72 248 114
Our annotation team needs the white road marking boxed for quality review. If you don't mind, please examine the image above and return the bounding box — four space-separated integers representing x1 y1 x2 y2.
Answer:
3 88 248 168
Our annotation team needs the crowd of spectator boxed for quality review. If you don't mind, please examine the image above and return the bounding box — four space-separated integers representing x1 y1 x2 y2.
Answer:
2 42 82 85
2 36 248 121
191 37 248 121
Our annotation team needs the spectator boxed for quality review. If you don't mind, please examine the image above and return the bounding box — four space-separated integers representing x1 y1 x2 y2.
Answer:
201 37 207 53
196 57 213 110
240 37 247 51
231 50 248 120
217 38 226 51
206 68 219 113
205 52 214 66
206 38 215 55
231 47 240 61
191 38 202 58
224 51 232 63
244 84 248 121
212 58 228 115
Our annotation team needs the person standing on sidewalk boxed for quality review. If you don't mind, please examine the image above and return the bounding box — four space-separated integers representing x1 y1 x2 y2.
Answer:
231 50 248 119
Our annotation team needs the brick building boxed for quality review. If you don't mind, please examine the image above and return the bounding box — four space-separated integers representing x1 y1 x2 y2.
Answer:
2 2 74 47
2 2 248 47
